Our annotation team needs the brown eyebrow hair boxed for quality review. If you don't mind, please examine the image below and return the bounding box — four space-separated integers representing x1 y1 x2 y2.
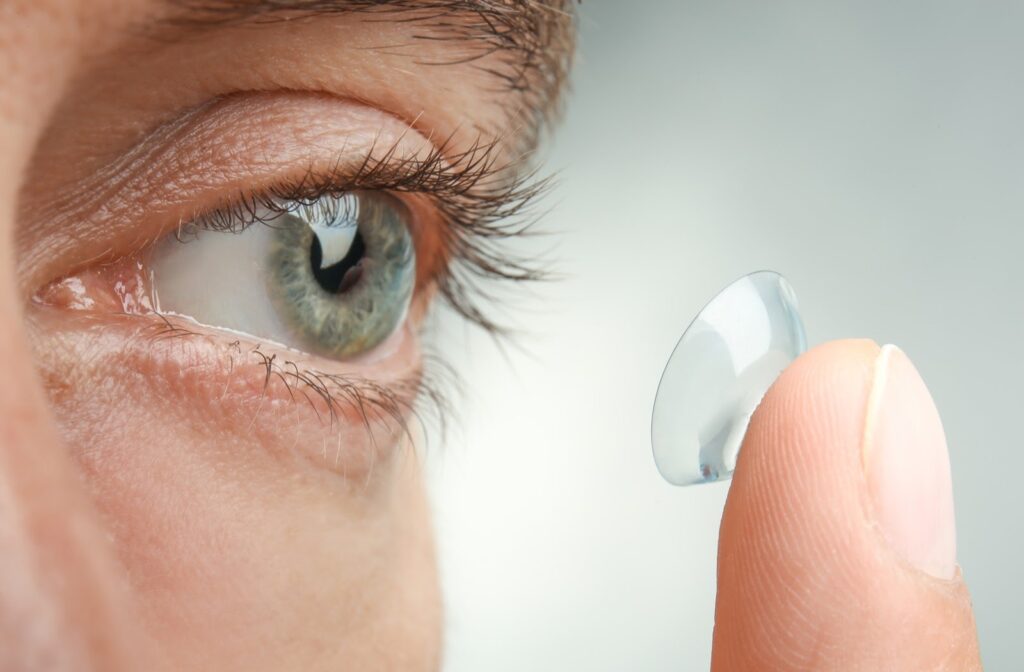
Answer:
166 0 577 148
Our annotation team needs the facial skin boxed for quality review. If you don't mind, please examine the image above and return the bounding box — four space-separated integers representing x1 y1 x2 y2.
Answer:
0 1 572 670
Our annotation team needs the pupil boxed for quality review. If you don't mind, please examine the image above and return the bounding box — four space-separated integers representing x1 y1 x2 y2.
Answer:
310 230 366 294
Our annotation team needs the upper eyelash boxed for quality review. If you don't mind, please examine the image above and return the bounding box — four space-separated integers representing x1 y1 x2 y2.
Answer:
183 134 553 335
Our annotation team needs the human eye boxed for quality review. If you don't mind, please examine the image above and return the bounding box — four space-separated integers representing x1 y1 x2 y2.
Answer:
31 96 543 470
153 191 416 361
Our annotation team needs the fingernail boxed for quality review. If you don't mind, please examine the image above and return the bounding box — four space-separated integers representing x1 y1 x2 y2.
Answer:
862 344 958 579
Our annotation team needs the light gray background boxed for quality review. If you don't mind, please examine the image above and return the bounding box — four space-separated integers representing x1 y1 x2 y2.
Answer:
428 1 1023 669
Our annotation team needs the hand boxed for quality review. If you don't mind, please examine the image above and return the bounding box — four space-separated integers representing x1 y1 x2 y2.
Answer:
711 340 982 671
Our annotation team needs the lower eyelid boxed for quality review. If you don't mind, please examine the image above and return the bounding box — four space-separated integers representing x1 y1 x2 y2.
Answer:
29 296 431 479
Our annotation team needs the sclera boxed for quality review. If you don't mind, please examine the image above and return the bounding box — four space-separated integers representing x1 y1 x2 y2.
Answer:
651 271 807 486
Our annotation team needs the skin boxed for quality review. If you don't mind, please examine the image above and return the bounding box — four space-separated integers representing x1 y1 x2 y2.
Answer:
714 340 982 671
0 1 985 671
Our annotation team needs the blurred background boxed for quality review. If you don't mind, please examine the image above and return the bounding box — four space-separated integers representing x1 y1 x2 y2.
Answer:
427 1 1023 669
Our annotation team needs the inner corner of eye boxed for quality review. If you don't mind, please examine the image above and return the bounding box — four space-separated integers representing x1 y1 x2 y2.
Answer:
33 252 155 316
148 190 418 361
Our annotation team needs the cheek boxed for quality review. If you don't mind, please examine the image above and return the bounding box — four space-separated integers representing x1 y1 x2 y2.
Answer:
44 368 442 671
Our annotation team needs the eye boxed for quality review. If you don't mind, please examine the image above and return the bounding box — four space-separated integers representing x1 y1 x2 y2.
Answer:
151 191 416 360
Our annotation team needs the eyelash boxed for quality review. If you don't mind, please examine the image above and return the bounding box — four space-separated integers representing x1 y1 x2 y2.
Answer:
148 136 547 447
181 135 551 335
145 314 456 451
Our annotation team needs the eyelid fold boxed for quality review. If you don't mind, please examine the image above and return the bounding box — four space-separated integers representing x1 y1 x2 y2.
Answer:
18 93 439 293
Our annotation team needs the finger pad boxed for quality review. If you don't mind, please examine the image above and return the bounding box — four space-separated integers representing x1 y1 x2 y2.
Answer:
712 339 979 671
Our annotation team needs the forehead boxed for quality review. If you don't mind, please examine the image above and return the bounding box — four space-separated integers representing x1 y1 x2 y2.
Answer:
19 2 566 173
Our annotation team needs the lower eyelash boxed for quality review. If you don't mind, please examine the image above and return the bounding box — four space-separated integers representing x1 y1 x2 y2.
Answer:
147 313 452 448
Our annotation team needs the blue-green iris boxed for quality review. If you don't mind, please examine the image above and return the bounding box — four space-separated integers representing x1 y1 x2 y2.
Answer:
267 192 415 359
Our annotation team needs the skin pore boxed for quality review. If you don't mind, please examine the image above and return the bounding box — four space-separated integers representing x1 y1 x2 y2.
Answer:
0 2 572 670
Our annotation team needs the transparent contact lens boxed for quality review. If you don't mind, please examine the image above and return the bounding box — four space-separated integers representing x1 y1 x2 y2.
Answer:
651 271 807 486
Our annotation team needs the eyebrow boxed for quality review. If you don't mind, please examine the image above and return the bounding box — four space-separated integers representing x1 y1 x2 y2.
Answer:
166 0 576 144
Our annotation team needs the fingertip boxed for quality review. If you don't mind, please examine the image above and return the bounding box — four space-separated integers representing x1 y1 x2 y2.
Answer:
720 338 881 563
712 338 981 671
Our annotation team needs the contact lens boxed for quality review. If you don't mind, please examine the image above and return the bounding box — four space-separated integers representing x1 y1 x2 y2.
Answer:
651 271 807 486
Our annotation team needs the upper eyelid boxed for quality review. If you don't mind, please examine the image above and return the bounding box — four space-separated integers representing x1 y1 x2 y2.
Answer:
19 93 462 287
174 131 518 242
